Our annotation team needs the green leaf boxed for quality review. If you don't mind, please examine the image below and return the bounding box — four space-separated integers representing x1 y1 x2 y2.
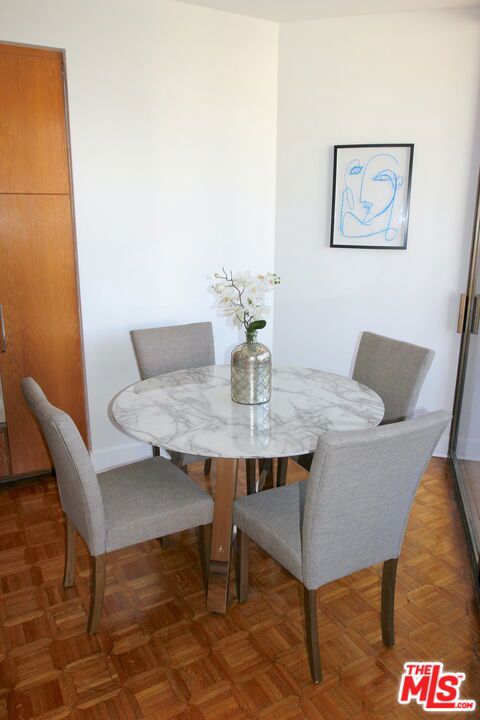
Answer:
247 319 267 332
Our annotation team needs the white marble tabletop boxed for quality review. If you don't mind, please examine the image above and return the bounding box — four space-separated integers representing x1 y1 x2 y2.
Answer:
112 365 384 459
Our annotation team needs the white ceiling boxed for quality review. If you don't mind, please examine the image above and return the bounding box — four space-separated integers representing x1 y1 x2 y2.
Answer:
173 0 480 22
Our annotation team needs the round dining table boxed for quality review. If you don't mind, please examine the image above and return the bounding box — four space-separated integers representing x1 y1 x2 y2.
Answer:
112 365 384 613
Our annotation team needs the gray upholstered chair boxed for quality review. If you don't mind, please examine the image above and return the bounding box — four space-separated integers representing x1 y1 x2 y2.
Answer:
293 331 435 473
234 411 449 683
353 332 435 424
130 322 215 474
21 377 213 635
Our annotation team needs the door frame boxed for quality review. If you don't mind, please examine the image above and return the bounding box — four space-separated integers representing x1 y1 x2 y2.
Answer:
0 40 91 481
448 167 480 601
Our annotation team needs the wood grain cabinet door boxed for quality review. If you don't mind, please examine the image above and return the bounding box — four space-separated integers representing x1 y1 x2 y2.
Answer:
0 45 70 194
0 44 87 476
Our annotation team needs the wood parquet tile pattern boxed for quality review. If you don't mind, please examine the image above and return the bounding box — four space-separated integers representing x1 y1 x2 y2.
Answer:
0 458 478 719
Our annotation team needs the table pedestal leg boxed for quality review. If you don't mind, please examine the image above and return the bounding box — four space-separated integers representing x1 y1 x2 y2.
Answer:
207 457 238 613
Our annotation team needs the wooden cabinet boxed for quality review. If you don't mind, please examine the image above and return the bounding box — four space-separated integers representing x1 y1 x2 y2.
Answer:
0 43 87 478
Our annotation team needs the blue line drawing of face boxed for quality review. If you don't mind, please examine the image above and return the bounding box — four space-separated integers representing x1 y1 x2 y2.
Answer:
340 153 404 241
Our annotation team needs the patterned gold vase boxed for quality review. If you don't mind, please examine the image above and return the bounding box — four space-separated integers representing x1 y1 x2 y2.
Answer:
231 331 271 405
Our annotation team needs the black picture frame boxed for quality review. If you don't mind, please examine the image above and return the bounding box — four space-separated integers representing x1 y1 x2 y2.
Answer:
330 143 414 250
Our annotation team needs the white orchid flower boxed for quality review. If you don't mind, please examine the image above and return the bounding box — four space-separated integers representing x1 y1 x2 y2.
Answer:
211 267 280 335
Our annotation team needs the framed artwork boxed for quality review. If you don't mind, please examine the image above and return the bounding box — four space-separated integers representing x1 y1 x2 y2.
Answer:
330 144 414 249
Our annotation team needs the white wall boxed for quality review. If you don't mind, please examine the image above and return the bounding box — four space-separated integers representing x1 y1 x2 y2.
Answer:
274 8 480 454
0 0 278 469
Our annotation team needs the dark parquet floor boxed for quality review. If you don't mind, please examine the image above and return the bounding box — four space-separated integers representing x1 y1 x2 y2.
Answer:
0 457 479 719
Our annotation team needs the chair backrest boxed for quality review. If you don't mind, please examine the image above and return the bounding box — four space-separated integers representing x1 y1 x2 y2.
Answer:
353 331 434 424
20 378 106 556
302 410 450 590
130 321 215 379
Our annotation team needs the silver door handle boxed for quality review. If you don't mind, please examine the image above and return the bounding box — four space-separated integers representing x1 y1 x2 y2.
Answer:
0 305 6 352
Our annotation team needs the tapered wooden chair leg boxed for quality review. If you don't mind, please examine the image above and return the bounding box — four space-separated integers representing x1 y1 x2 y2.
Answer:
87 554 106 635
198 523 212 591
381 557 398 647
204 459 212 475
304 587 322 683
245 459 257 495
63 516 76 588
276 457 288 487
235 529 249 602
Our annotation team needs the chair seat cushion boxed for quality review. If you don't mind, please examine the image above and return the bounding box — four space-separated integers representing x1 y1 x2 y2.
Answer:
98 457 213 552
234 481 307 583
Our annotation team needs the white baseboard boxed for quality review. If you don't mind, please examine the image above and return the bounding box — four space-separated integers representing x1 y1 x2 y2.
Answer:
91 441 153 472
